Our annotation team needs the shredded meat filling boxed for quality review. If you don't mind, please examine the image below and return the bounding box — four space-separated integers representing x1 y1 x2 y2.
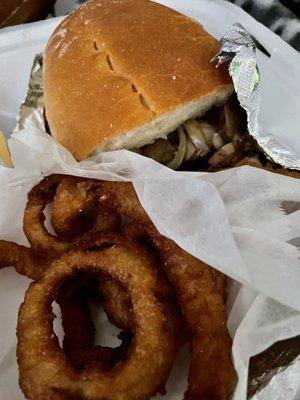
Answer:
133 97 258 171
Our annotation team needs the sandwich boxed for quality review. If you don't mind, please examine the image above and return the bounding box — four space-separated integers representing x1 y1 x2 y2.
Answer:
44 0 257 170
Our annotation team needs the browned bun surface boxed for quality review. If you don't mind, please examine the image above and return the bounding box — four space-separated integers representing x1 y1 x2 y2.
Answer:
44 0 232 160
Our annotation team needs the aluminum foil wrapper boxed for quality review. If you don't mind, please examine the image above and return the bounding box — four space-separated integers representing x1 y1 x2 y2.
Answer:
214 22 299 170
15 53 45 133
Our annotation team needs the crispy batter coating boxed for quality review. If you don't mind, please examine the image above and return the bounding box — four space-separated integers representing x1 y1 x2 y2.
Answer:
58 276 132 371
0 176 120 280
51 177 120 237
10 175 234 399
23 175 120 258
17 237 179 400
121 221 228 302
0 240 46 280
24 174 80 256
51 177 95 237
98 181 235 400
100 278 133 330
0 176 127 375
51 177 183 350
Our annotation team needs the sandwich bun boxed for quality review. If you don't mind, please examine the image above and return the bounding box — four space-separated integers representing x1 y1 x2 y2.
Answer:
44 0 233 160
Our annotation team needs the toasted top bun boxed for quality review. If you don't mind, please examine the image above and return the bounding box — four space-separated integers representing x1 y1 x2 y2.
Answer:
44 0 233 160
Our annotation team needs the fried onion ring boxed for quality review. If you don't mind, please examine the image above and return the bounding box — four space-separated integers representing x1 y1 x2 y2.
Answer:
0 176 120 280
0 176 129 375
51 177 95 237
0 241 128 371
51 177 120 237
12 175 233 399
51 182 184 356
121 221 228 302
48 176 134 332
0 240 46 280
100 278 133 331
57 275 132 371
98 181 235 400
23 175 120 258
17 236 179 400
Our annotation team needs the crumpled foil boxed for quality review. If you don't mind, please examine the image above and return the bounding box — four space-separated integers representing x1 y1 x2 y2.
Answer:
214 22 299 170
213 22 260 136
15 53 45 132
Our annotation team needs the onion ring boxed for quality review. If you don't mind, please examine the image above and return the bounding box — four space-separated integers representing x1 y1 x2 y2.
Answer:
1 176 120 280
0 176 129 375
12 176 233 399
0 241 46 280
51 181 184 354
58 276 112 370
24 174 83 256
100 278 133 330
51 177 95 237
75 233 184 347
0 241 128 371
17 235 179 400
18 176 133 373
23 175 120 259
51 177 121 237
121 221 228 302
98 181 235 400
57 274 132 371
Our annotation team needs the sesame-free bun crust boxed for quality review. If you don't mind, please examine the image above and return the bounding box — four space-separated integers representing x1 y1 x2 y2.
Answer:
44 0 233 160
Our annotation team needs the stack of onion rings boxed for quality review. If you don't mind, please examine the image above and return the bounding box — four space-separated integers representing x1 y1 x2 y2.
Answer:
0 174 235 399
97 181 235 400
17 237 179 399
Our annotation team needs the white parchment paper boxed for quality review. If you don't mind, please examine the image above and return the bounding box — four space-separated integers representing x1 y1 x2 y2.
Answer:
0 127 299 399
